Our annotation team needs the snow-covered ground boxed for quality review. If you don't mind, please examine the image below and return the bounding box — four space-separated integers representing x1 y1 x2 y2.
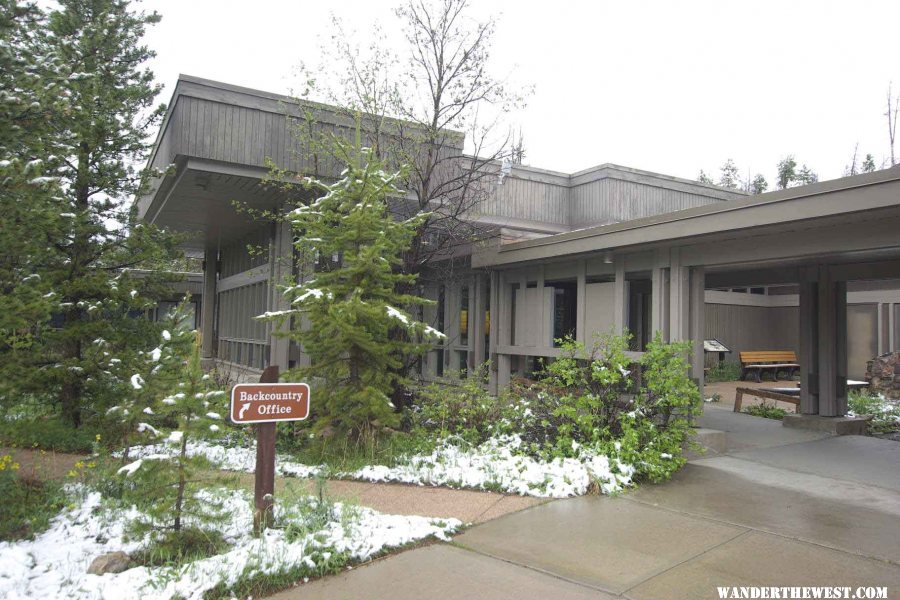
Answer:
0 488 459 600
125 439 322 478
352 435 635 497
126 436 635 498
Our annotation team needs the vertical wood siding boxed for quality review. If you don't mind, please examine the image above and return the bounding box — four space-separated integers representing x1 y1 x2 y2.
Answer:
705 304 799 364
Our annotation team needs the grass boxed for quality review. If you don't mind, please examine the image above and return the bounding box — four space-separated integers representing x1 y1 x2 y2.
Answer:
276 427 424 473
705 361 743 383
742 402 788 420
0 455 67 541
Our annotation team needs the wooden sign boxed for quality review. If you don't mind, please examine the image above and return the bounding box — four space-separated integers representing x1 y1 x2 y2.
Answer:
230 382 310 424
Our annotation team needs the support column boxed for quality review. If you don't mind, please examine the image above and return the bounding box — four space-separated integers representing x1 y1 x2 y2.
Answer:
201 246 218 359
576 260 587 344
798 273 819 415
689 266 705 387
472 274 487 370
614 257 628 336
817 266 848 416
651 260 670 341
268 220 292 372
488 271 500 393
537 266 547 346
669 249 690 342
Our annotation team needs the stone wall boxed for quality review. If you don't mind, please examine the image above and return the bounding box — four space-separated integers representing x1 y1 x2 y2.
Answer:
865 352 900 400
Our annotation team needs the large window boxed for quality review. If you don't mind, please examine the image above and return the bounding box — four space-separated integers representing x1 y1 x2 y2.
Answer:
459 285 469 346
548 280 577 345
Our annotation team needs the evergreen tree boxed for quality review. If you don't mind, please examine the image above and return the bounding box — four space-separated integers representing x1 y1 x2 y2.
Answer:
263 144 444 442
776 155 797 190
0 1 64 402
30 0 183 426
696 170 714 185
862 153 877 173
795 164 818 186
118 327 228 536
749 174 768 195
717 159 741 189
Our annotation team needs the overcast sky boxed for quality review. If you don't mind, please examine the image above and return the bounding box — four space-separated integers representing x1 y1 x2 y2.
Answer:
142 0 900 186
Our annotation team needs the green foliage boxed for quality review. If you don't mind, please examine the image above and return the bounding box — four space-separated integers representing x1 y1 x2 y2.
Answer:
848 390 900 434
262 144 441 443
0 455 66 541
743 402 788 420
0 416 99 453
749 174 768 194
130 526 227 568
0 0 186 429
705 361 742 382
407 364 504 445
506 332 701 483
118 327 230 536
276 425 419 473
718 158 741 189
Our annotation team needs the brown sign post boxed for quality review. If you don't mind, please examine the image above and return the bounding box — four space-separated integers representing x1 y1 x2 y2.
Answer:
231 366 310 532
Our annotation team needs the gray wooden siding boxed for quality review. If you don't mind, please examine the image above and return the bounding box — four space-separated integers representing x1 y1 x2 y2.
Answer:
481 176 570 225
219 226 270 278
167 96 356 179
570 179 728 227
705 304 799 365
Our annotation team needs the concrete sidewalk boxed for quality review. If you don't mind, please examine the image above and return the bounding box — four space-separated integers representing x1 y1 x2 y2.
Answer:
273 409 900 599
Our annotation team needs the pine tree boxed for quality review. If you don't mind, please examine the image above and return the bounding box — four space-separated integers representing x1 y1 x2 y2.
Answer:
118 327 228 535
697 170 715 185
717 159 741 189
0 1 65 402
264 144 444 442
862 153 877 173
749 174 768 195
30 0 183 426
776 155 797 190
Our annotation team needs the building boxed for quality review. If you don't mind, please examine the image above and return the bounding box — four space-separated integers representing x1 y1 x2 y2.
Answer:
138 75 900 424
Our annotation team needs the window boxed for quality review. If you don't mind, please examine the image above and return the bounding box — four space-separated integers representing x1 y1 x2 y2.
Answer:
547 280 577 345
459 286 469 346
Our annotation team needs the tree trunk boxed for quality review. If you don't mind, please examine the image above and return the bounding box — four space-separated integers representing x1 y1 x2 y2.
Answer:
173 434 188 531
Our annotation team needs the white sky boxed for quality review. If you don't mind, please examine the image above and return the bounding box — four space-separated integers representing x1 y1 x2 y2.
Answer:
142 0 900 185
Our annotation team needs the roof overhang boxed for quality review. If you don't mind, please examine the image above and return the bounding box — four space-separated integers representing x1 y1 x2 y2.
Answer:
472 167 900 269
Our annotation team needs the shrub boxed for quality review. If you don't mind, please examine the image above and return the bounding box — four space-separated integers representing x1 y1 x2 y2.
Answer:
406 364 505 446
848 390 900 434
706 361 742 382
0 416 99 453
743 402 788 420
506 332 702 483
0 454 66 541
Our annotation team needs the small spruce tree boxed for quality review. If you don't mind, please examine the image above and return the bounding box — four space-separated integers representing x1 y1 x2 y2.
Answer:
263 144 444 443
118 327 229 537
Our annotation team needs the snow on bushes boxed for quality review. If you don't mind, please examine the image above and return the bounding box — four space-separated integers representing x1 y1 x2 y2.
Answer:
0 488 459 600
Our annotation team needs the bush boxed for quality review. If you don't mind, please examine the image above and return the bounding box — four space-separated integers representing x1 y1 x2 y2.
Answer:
406 364 506 446
743 402 788 420
0 416 99 453
706 361 742 382
848 391 900 434
505 333 702 483
0 454 66 541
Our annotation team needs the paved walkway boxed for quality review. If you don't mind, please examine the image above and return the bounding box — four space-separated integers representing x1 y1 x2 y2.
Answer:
275 409 900 599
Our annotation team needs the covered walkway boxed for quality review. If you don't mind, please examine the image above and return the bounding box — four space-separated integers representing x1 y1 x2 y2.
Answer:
275 410 900 599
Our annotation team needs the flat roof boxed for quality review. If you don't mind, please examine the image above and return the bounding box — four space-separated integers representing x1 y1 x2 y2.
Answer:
473 165 900 268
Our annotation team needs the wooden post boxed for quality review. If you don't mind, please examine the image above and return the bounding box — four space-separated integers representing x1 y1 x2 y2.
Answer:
254 365 279 534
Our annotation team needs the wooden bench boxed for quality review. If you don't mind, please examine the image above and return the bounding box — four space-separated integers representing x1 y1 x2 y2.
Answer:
739 351 799 382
